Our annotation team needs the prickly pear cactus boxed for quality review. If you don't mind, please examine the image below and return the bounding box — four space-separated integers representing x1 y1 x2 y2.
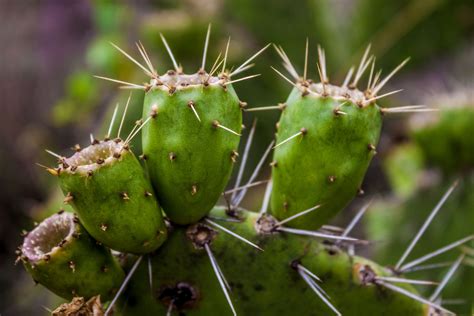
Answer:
19 32 468 316
270 46 406 230
120 207 427 315
57 138 167 254
20 212 124 300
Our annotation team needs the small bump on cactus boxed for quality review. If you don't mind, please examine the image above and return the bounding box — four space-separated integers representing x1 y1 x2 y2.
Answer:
20 211 124 300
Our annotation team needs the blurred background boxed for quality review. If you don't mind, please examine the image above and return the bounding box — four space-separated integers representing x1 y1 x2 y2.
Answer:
0 0 472 314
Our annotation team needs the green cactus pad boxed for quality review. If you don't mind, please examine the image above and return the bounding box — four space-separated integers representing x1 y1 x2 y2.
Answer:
21 212 124 300
142 72 242 224
57 139 167 254
119 207 427 315
271 86 382 229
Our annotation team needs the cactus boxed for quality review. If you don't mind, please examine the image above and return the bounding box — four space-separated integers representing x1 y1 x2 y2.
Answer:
56 137 167 254
20 31 471 316
20 212 124 300
269 44 410 230
120 207 430 315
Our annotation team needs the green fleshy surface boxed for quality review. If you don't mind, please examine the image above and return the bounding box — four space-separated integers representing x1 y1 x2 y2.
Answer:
23 213 124 300
142 84 242 224
120 207 426 315
271 88 382 229
58 149 167 254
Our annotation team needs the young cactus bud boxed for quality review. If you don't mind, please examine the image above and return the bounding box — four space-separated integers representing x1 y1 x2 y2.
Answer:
142 73 242 224
20 212 124 300
57 139 167 254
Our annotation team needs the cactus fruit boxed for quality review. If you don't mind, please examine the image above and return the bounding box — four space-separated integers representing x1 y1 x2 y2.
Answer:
57 138 167 254
119 207 431 315
20 212 124 300
269 45 396 230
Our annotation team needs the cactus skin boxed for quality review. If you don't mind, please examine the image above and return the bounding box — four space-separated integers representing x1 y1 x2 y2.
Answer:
142 75 242 224
271 87 382 229
58 139 167 254
21 212 124 300
120 207 426 315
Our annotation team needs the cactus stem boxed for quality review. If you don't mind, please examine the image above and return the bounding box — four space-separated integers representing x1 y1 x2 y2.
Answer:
204 243 236 316
298 267 341 316
372 57 410 95
232 141 274 208
187 101 201 122
212 121 241 136
275 204 321 226
400 235 474 272
395 180 458 270
93 75 144 90
362 89 403 106
376 280 453 315
204 218 263 251
230 43 270 77
109 42 154 77
223 74 261 86
105 256 143 316
273 44 299 80
159 33 180 72
342 66 355 89
273 129 305 149
429 254 465 302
